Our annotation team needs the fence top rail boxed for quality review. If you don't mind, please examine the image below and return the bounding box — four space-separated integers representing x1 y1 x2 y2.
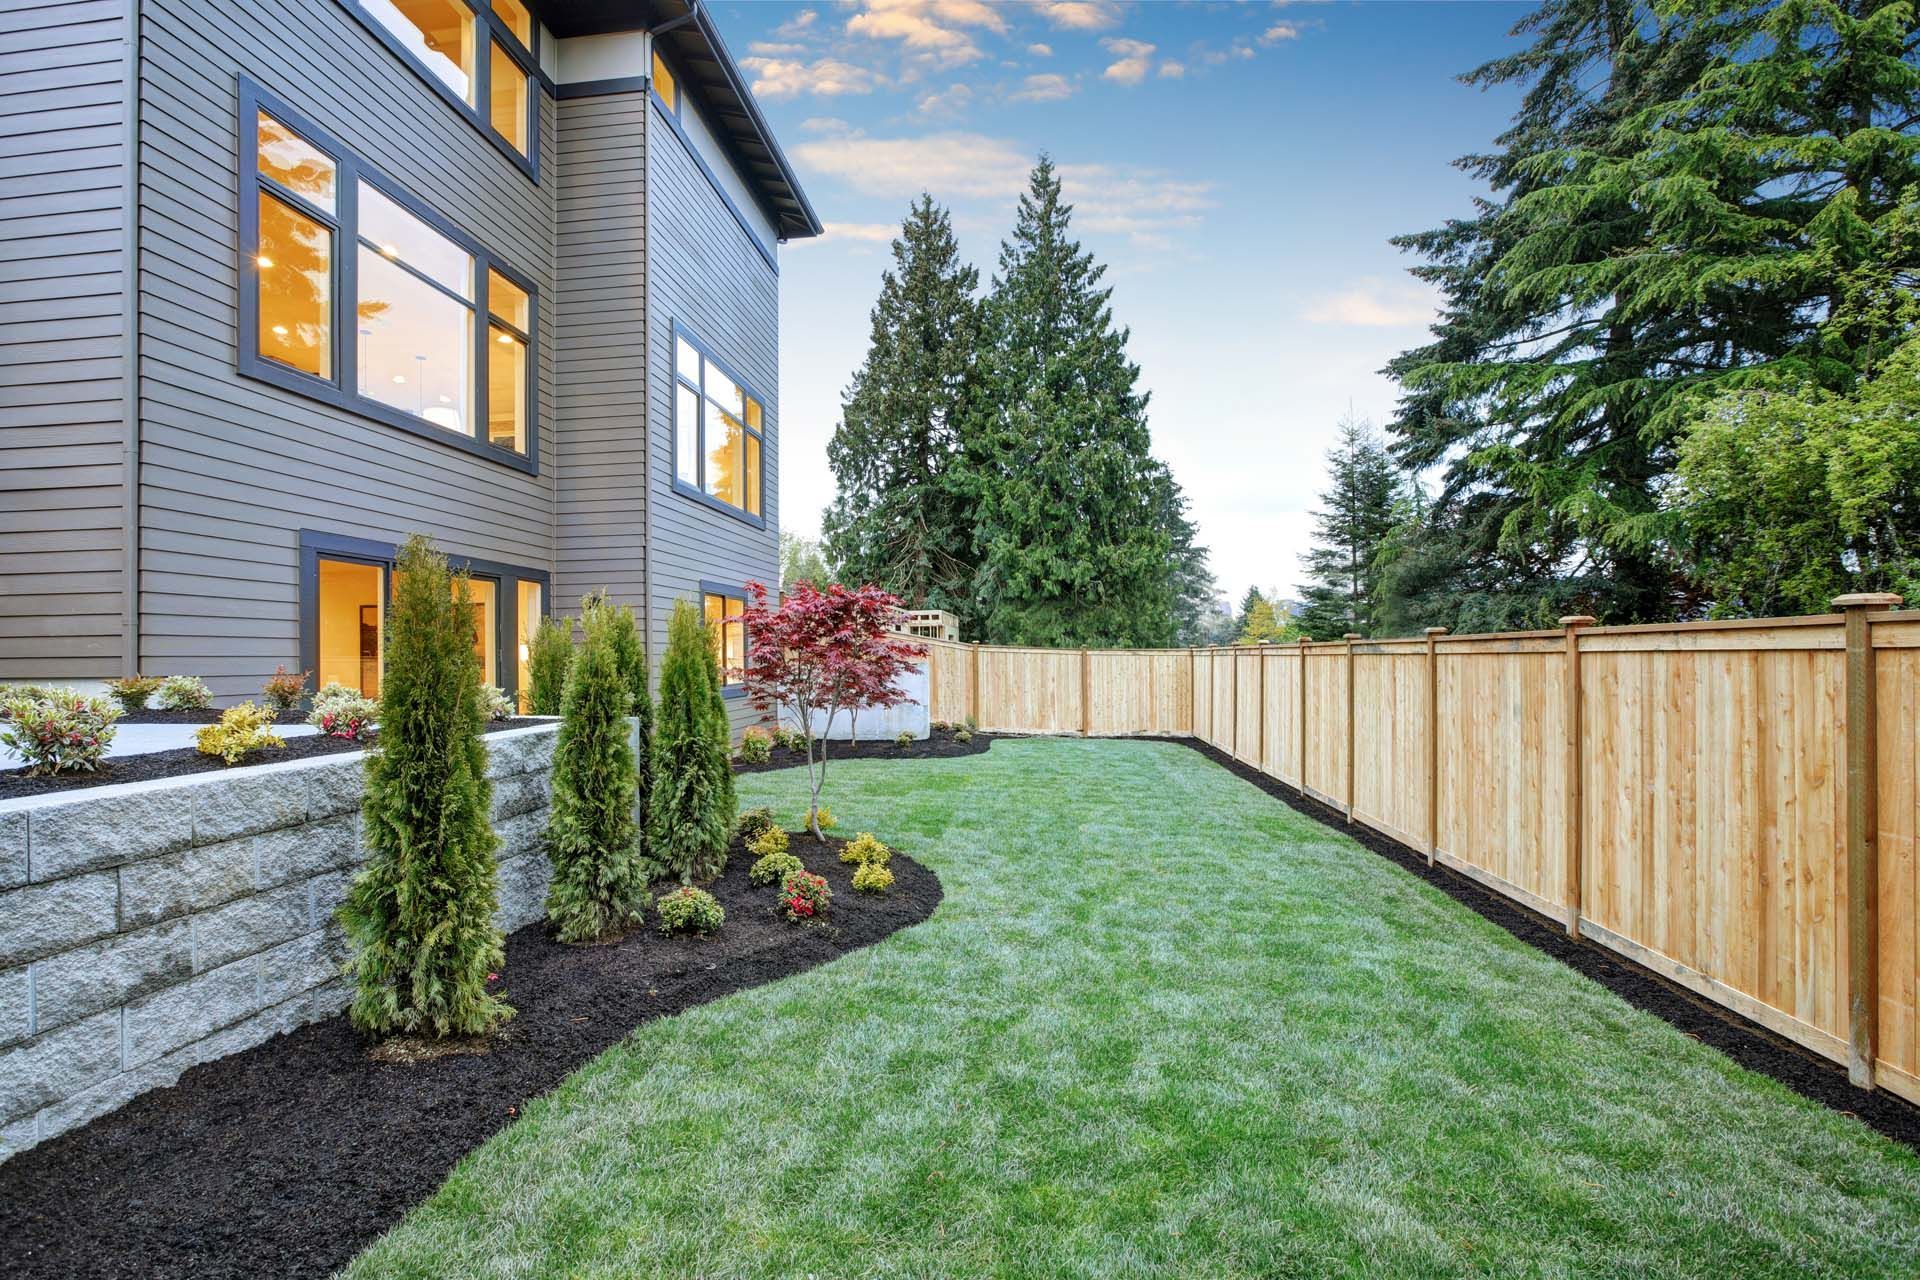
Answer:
1580 612 1843 638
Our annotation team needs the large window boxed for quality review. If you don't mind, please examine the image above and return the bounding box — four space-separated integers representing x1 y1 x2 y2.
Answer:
241 84 538 473
673 326 765 523
703 587 746 689
342 0 538 172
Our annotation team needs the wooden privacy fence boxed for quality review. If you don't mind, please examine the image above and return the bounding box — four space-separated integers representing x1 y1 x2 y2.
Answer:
915 597 1920 1106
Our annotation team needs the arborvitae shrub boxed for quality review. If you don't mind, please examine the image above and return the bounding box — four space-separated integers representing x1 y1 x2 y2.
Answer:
339 535 510 1039
544 598 646 943
647 599 735 883
525 615 574 715
594 594 653 867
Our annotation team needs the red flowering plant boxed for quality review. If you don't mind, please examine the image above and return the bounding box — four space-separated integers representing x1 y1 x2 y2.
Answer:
740 581 925 839
780 869 831 922
0 689 120 775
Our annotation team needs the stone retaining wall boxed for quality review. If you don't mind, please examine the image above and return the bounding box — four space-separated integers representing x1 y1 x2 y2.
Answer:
0 723 561 1163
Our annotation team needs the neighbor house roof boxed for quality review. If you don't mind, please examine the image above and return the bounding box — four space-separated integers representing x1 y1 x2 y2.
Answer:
541 0 824 241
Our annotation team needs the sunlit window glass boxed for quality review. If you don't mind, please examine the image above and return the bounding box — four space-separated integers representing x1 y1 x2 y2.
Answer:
676 383 699 484
706 408 743 507
317 558 383 696
357 246 472 434
489 41 528 156
488 269 529 330
491 0 532 46
257 192 331 378
652 48 677 113
487 323 526 452
364 0 475 103
359 183 471 299
256 112 334 213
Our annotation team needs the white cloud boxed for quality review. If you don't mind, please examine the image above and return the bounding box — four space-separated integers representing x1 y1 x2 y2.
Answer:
917 82 975 117
820 222 899 244
1009 72 1075 102
845 0 1006 65
777 8 819 35
1100 37 1155 85
749 41 809 56
1304 278 1440 328
1032 0 1123 30
1158 61 1185 79
800 116 861 135
743 56 884 99
1260 21 1303 43
1027 42 1054 57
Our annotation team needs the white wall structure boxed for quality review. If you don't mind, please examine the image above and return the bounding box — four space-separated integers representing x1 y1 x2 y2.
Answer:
790 662 930 741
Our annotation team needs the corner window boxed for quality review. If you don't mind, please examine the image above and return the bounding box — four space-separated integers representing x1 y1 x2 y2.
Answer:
703 589 746 687
673 327 765 522
242 87 538 471
341 0 538 175
652 47 678 114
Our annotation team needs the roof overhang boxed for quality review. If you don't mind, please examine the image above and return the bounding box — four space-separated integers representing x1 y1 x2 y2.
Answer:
540 0 824 241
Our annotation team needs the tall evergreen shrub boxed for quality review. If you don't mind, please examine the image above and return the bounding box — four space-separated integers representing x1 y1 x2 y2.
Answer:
339 535 509 1038
647 599 734 883
525 615 574 715
595 593 654 865
544 598 646 942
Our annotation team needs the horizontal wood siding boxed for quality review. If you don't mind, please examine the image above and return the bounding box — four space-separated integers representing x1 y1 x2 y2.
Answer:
135 0 556 699
644 92 777 732
553 90 644 621
0 0 129 678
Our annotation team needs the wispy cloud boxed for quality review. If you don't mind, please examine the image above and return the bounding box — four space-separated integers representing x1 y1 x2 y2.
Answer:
1304 279 1439 328
916 82 975 117
1027 41 1053 57
1158 61 1185 79
775 8 819 36
1009 72 1075 102
743 56 885 99
749 40 809 56
1099 37 1156 85
845 0 1006 66
1031 0 1123 30
1261 21 1304 44
820 222 900 245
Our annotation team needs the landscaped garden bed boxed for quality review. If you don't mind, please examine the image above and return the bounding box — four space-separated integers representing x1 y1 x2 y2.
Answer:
734 722 993 774
0 830 939 1280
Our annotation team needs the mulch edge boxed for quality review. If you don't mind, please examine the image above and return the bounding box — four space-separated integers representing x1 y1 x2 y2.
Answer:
1175 737 1920 1153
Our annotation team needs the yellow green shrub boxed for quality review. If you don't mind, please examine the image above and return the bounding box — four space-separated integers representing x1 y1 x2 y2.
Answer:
840 832 890 867
852 860 894 894
194 702 286 764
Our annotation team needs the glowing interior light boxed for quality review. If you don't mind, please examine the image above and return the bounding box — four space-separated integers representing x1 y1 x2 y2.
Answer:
271 324 289 336
381 243 400 257
392 374 406 384
256 255 274 268
496 332 515 345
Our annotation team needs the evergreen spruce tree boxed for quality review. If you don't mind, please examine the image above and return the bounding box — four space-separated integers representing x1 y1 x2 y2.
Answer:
545 598 645 942
340 535 509 1038
963 156 1196 647
592 593 654 867
824 195 983 625
647 600 734 883
525 615 573 715
1296 420 1403 639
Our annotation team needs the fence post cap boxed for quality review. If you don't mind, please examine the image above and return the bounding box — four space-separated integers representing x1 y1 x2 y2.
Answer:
1343 632 1363 640
1559 615 1598 628
1423 626 1449 636
1832 592 1903 609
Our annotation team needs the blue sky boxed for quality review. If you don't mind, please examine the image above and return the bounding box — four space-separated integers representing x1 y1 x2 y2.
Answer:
707 0 1529 606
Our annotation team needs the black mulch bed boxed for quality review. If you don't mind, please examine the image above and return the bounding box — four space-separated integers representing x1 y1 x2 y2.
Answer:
0 833 941 1280
116 708 313 725
1182 738 1920 1153
733 725 995 774
0 719 547 801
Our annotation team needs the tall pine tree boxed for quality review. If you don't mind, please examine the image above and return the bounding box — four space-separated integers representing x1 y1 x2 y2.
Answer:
1296 420 1403 639
823 195 982 624
963 156 1196 647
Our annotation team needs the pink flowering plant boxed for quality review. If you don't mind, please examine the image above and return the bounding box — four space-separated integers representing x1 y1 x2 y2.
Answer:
740 580 925 838
780 869 831 921
0 688 120 775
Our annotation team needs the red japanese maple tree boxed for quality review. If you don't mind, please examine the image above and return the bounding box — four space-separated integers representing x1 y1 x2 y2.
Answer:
741 580 925 837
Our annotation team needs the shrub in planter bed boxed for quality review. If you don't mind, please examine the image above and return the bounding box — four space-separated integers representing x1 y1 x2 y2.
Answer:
774 726 806 753
735 806 778 843
747 825 790 859
895 730 913 748
340 535 510 1039
840 832 890 867
480 684 515 722
750 850 804 887
104 674 164 712
525 615 574 716
545 596 646 944
954 729 972 743
737 725 772 764
647 599 734 883
932 719 950 733
803 806 838 832
852 861 894 894
0 689 120 774
780 870 831 920
655 886 724 936
156 674 213 710
195 702 286 764
309 683 378 741
598 597 655 868
262 666 309 710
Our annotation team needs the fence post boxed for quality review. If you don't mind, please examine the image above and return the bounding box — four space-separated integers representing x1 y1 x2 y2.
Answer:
1424 627 1447 867
1559 616 1597 938
1343 633 1361 822
1257 645 1267 771
1188 646 1197 737
970 642 982 729
1837 591 1901 1089
1229 644 1240 760
1297 637 1309 796
1080 647 1091 737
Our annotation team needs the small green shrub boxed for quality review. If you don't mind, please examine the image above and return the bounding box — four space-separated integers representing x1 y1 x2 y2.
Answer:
737 725 772 764
156 675 213 711
747 825 790 858
963 715 978 733
931 719 950 733
802 806 837 832
195 702 285 764
750 850 804 886
310 683 379 740
647 598 735 883
852 861 894 893
525 615 574 716
0 689 120 774
780 870 831 921
954 729 973 743
774 726 807 753
895 730 913 748
480 684 515 722
735 806 778 843
104 675 163 712
655 886 724 935
840 832 890 867
262 666 309 710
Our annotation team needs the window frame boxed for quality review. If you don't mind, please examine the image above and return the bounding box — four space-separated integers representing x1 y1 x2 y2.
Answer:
700 580 750 699
336 0 542 180
670 321 767 528
299 529 550 700
238 80 541 477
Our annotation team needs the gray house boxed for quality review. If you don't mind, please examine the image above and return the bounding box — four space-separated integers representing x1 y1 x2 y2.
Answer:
3 0 819 728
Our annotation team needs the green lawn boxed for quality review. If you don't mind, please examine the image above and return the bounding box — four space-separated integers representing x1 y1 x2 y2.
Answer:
349 738 1920 1278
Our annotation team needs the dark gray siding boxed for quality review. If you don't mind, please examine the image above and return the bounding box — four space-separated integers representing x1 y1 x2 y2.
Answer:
644 93 779 732
553 90 645 625
134 0 557 700
0 0 130 680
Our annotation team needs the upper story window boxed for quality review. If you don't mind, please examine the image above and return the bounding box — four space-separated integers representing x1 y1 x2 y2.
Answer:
341 0 539 174
242 84 537 474
652 47 678 114
673 327 764 523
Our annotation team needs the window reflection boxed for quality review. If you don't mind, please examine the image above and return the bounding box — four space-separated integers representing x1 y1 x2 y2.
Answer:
363 0 475 103
256 112 334 212
487 324 525 451
491 0 531 46
357 246 472 434
359 184 471 298
672 331 765 517
489 41 528 156
258 192 331 378
703 592 745 686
